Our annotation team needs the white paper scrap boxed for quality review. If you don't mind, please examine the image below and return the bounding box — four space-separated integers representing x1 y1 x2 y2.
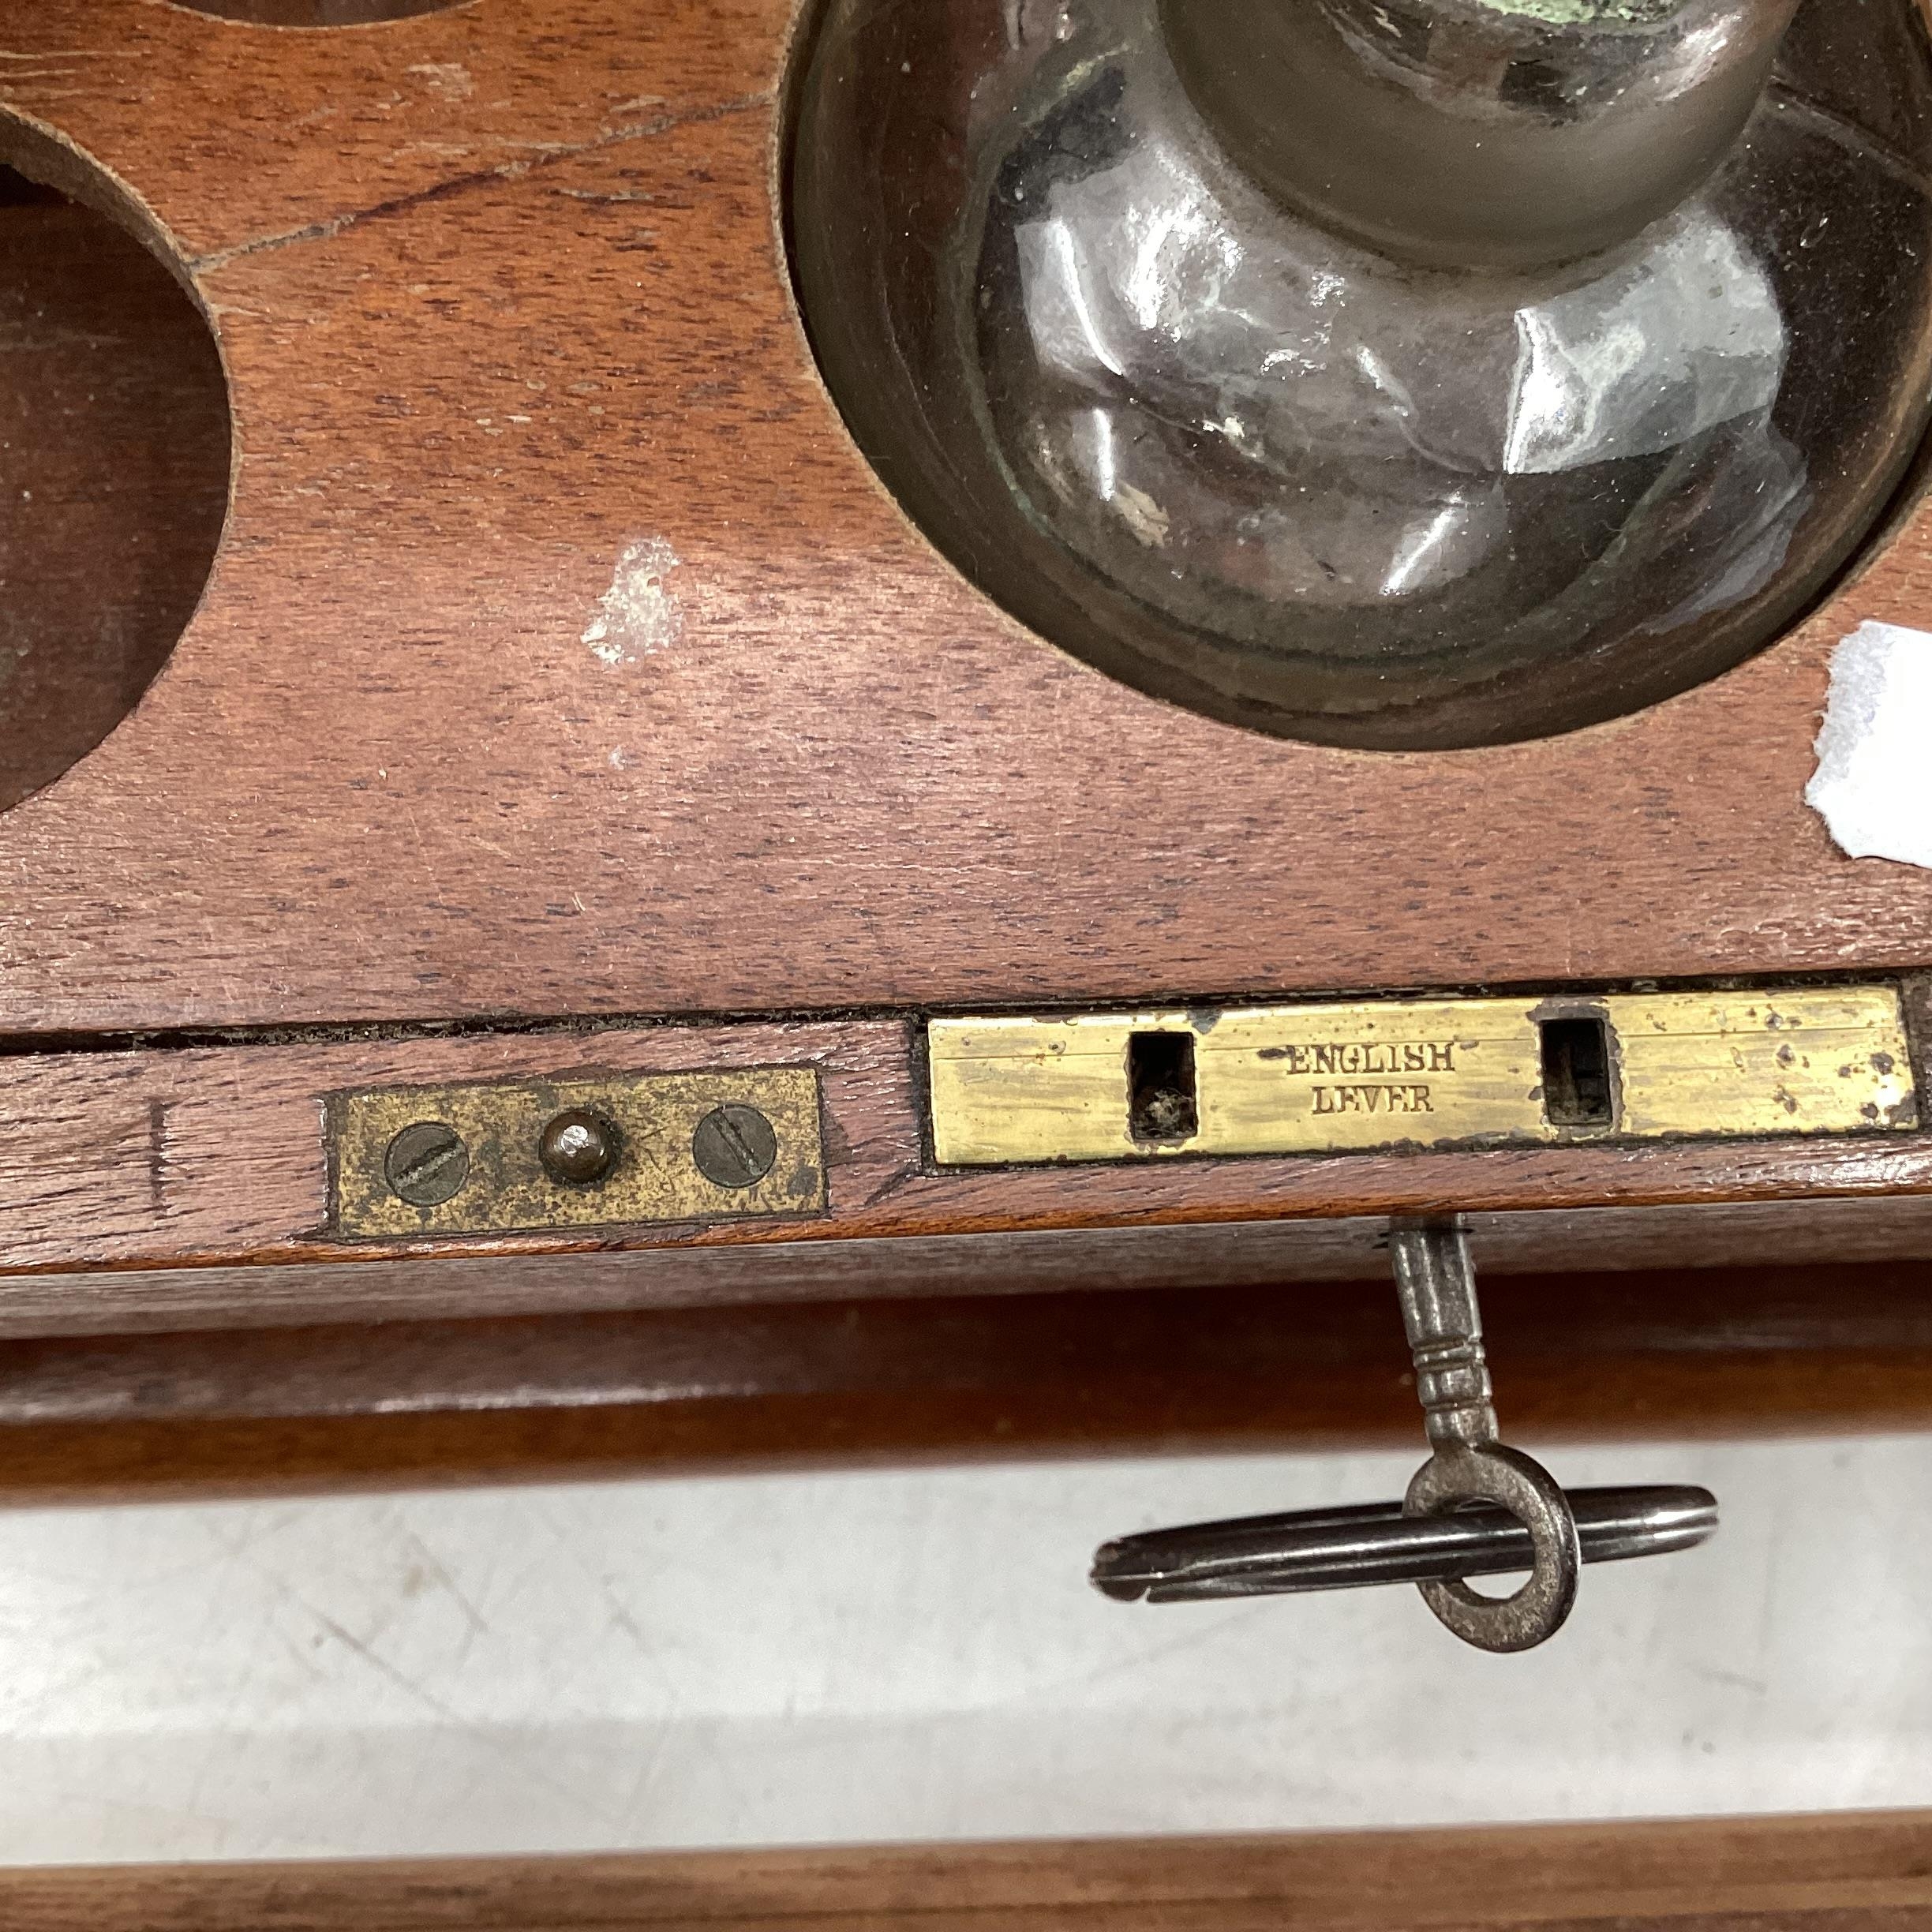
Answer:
1806 620 1932 870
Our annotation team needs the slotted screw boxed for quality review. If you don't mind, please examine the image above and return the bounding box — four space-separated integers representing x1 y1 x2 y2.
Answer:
384 1120 470 1207
691 1104 777 1189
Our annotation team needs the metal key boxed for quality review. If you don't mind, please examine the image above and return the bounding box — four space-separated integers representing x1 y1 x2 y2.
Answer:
1090 1224 1719 1653
1092 1486 1718 1604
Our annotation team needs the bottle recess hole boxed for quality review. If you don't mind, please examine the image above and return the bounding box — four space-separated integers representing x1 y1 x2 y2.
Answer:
1129 1032 1200 1144
1540 1017 1616 1128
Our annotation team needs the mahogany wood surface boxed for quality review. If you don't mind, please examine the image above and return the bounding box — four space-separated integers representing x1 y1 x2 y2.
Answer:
9 1019 1932 1316
6 5 1932 1341
183 3 466 22
13 1193 1932 1340
5 1261 1932 1501
0 0 1927 1045
6 1811 1931 1930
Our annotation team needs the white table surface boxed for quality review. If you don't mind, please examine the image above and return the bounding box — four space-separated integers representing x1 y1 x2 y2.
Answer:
2 1434 1926 1863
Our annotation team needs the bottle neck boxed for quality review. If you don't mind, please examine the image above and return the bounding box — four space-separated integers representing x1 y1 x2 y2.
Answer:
1160 0 1800 271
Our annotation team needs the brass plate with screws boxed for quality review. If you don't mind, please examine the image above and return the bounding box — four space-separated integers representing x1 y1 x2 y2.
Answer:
927 987 1919 1166
330 1066 826 1238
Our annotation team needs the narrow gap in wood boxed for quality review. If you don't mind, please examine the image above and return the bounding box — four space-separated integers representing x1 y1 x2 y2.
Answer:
4 1263 1930 1501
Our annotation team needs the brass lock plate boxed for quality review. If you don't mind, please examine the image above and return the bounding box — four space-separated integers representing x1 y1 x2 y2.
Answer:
927 987 1919 1166
330 1065 826 1237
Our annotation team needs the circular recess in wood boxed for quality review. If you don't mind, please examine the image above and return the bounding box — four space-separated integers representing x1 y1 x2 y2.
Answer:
168 1 463 21
0 167 230 816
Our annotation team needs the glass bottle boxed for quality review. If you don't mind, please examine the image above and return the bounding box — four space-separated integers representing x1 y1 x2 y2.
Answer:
791 0 1932 748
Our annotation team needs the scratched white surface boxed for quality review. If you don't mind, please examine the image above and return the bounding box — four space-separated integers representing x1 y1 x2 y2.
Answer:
1807 620 1932 869
1 1436 1928 1863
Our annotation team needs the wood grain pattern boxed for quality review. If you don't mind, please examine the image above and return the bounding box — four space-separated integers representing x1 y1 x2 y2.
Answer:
6 1260 1932 1500
0 0 1926 1043
5 1812 1930 1929
11 1192 1932 1338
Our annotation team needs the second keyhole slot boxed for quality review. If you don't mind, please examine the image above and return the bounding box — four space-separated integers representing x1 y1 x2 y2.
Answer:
1539 1016 1616 1128
1129 1032 1200 1144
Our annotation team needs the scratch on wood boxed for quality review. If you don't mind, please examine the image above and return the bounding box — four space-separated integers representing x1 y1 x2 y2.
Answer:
187 91 773 275
860 1166 920 1212
146 1097 170 1219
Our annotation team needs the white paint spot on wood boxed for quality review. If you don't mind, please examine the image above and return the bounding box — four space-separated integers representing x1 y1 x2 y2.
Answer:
1806 620 1932 870
582 537 683 668
407 62 474 99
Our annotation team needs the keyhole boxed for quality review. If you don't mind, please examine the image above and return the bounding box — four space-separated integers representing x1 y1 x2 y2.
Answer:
1540 1017 1616 1129
1129 1032 1199 1144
